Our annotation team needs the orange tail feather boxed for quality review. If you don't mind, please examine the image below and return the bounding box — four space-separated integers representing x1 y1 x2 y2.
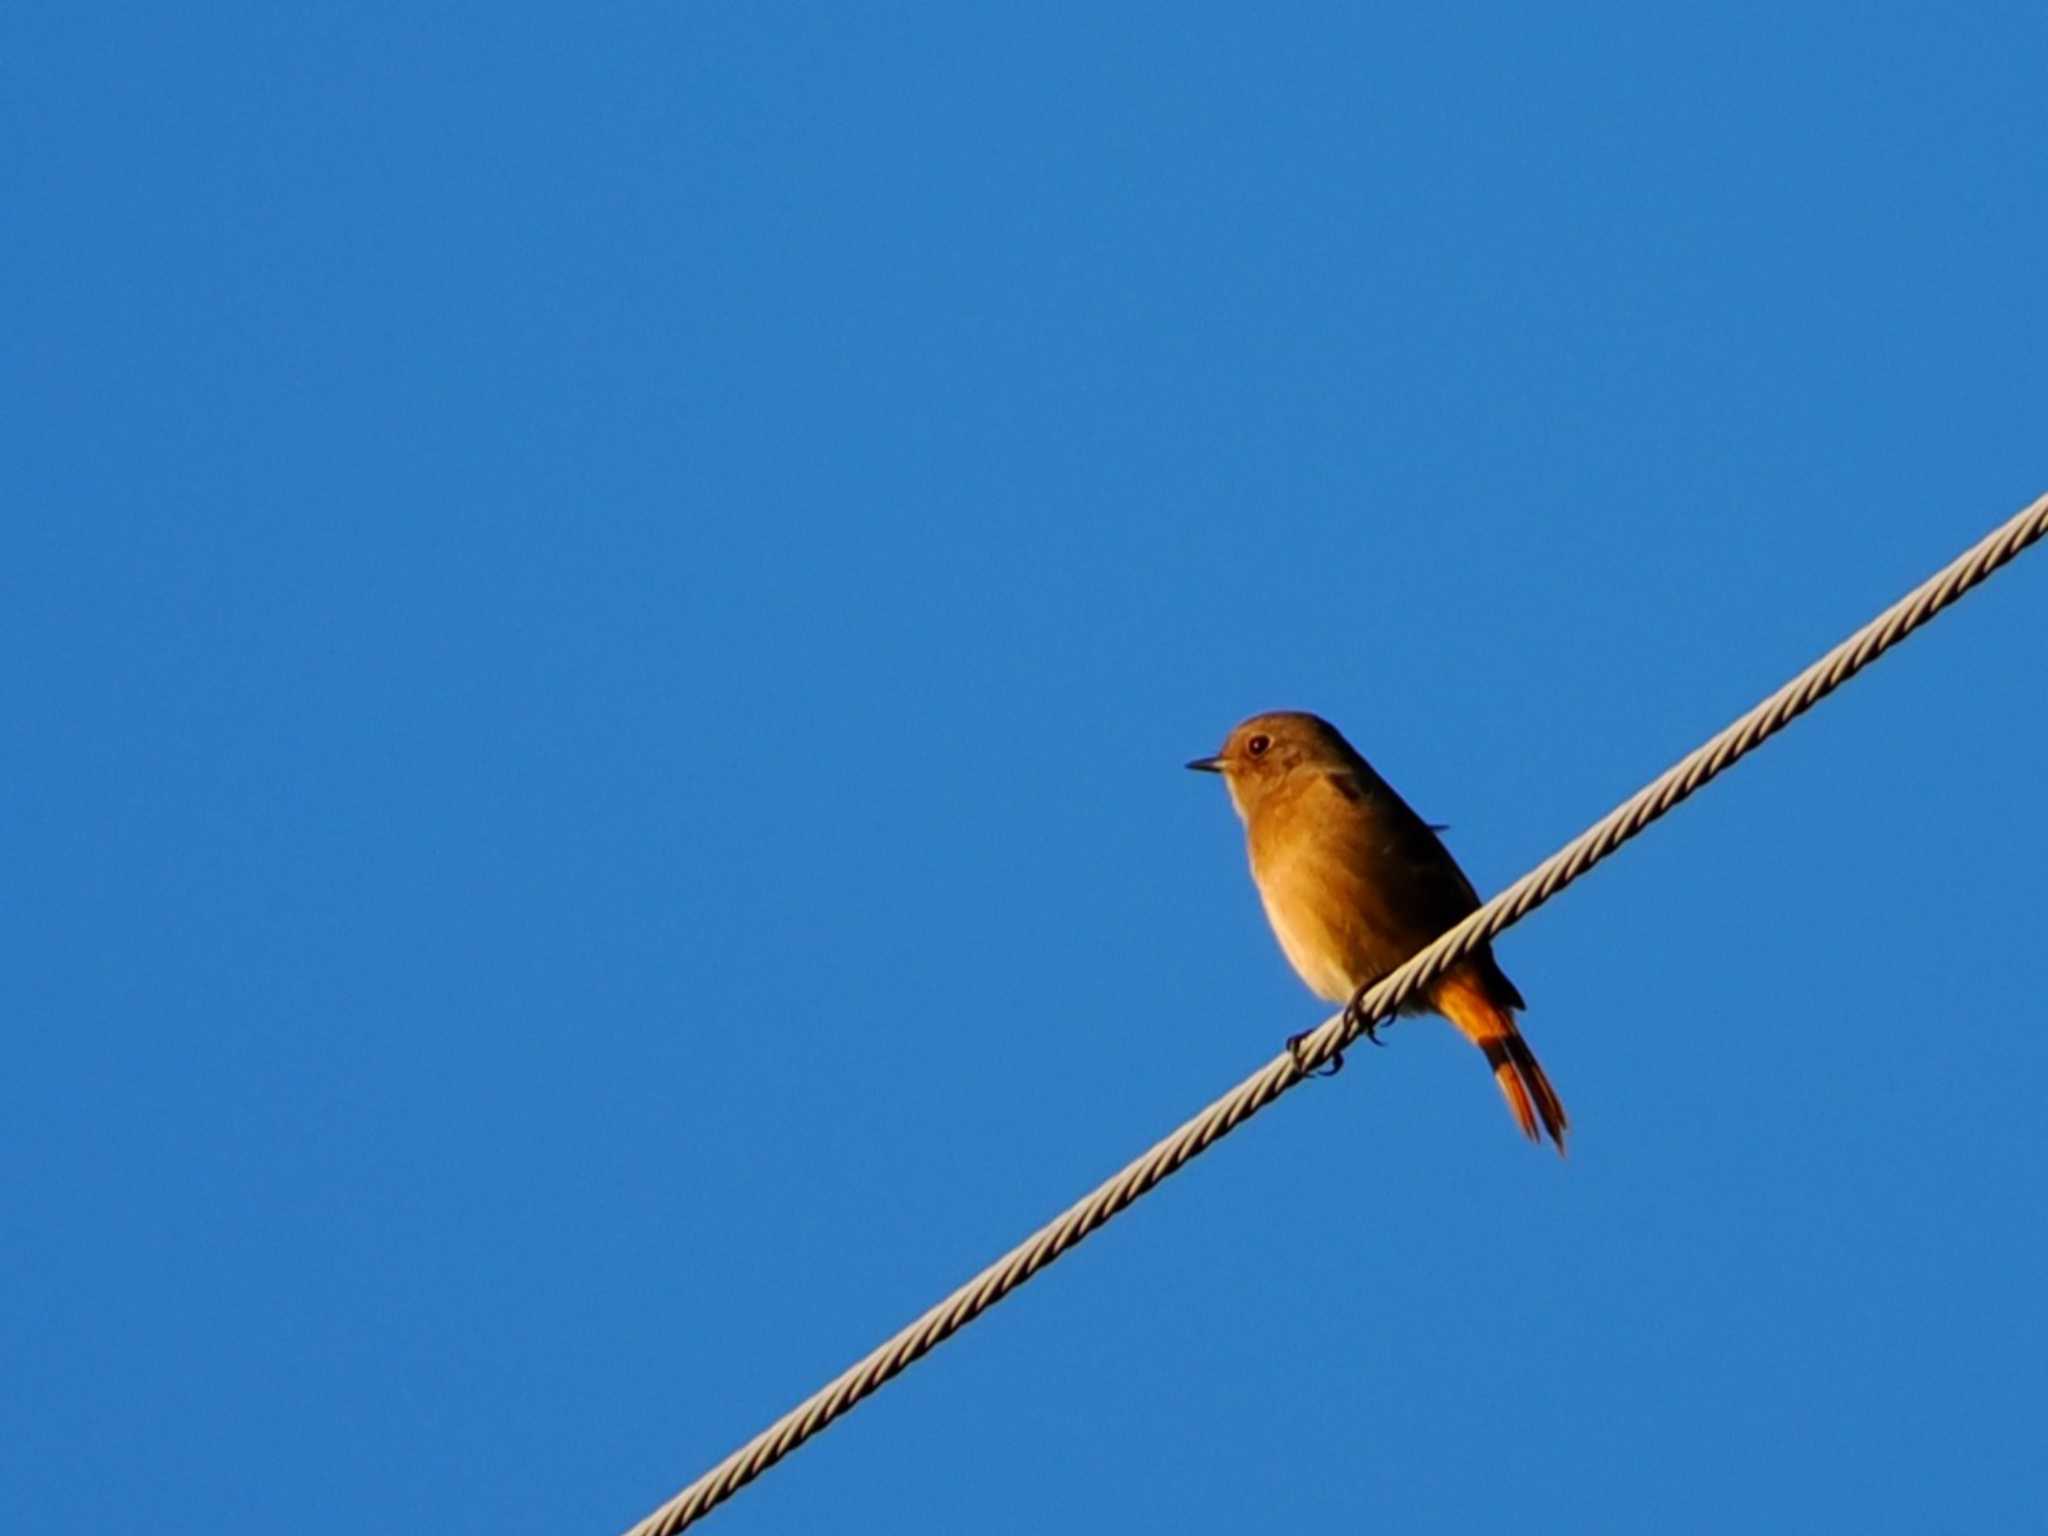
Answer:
1431 965 1568 1154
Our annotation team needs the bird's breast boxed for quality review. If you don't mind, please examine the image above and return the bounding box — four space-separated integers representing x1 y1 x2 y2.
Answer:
1249 841 1378 1004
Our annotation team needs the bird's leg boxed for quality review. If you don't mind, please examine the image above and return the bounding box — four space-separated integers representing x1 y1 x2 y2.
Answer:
1343 990 1390 1048
1288 989 1393 1077
1286 1029 1345 1077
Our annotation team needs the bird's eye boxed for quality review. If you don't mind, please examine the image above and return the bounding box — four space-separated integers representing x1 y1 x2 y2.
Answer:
1247 734 1272 757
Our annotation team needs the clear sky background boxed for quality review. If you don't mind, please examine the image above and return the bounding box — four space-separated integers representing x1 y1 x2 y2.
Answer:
5 6 2045 1533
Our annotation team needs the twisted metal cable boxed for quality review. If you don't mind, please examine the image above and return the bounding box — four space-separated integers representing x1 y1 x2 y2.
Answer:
624 492 2048 1536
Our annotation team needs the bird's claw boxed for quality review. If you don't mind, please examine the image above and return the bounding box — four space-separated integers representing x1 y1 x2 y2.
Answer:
1287 1029 1345 1078
1342 997 1389 1048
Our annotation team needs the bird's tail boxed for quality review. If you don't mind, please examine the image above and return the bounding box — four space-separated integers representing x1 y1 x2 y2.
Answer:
1431 964 1568 1154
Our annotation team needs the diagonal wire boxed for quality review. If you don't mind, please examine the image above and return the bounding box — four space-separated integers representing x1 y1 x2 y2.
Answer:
623 492 2048 1536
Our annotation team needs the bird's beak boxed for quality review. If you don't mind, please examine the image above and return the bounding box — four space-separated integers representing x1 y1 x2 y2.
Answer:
1185 755 1225 773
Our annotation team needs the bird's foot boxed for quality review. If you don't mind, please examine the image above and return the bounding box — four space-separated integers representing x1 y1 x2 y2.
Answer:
1342 995 1389 1048
1287 1029 1345 1077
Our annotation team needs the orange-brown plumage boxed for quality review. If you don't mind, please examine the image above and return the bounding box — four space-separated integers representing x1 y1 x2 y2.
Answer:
1190 710 1568 1152
1432 968 1567 1148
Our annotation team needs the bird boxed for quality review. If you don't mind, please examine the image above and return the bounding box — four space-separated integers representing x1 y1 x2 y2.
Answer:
1188 710 1567 1152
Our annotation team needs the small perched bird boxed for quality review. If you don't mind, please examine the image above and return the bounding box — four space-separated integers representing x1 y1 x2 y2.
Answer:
1189 710 1567 1152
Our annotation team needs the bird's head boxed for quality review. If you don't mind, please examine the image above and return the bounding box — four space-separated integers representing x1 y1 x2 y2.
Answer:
1186 710 1351 822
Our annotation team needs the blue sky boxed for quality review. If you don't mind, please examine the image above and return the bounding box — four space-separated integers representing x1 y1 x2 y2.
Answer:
5 5 2045 1533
